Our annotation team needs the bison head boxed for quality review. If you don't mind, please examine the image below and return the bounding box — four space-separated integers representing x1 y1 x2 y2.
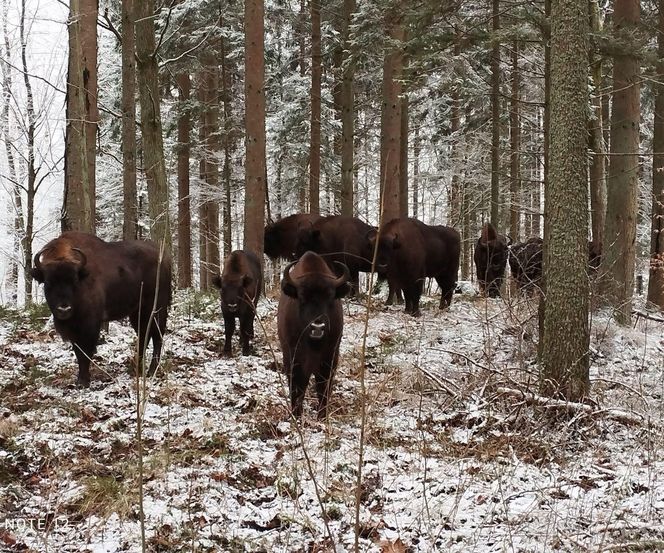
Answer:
32 246 88 321
366 229 400 275
282 257 349 341
212 273 253 314
475 223 509 297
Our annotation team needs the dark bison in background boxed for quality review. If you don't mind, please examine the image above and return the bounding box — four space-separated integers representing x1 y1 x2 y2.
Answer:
295 215 375 296
31 231 172 387
212 250 262 356
369 218 461 316
264 213 321 261
508 237 543 293
589 240 602 272
278 251 350 419
474 223 510 298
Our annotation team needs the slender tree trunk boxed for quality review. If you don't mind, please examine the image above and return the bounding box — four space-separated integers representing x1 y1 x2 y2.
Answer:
379 9 403 223
589 0 606 247
412 125 420 219
309 0 321 214
204 62 220 278
490 0 501 227
177 73 191 288
298 0 307 211
449 75 460 227
648 0 664 308
340 0 355 217
600 0 640 324
541 0 590 400
244 0 266 260
63 0 97 233
121 0 137 240
509 41 521 241
135 0 170 251
221 35 233 258
399 95 409 217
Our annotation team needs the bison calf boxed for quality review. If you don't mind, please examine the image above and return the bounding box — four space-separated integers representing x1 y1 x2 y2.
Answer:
212 250 262 356
278 251 350 419
31 231 172 387
474 223 509 298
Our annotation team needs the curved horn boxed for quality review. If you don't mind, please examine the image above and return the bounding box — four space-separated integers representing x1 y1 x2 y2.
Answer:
331 262 350 287
282 261 297 288
33 250 44 271
71 247 87 267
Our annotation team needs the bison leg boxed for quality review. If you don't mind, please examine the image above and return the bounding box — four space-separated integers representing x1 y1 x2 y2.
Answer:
435 274 457 310
129 310 158 376
404 282 423 317
147 326 164 376
72 329 99 387
239 313 254 356
314 369 334 419
289 363 308 419
222 313 236 355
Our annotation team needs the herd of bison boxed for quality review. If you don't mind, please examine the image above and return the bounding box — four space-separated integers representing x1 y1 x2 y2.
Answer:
28 214 602 419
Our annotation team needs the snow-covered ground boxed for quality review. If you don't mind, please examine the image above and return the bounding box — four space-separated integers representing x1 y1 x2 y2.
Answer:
1 288 663 552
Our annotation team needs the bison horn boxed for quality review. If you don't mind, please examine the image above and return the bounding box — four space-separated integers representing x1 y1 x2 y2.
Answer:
33 250 44 271
71 247 87 267
332 262 350 287
282 261 297 289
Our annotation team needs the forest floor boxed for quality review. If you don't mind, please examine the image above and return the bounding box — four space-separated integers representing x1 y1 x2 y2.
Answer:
0 286 663 552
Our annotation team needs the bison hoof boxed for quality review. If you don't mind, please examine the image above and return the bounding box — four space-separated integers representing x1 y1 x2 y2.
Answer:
222 348 232 357
77 377 91 388
241 347 253 356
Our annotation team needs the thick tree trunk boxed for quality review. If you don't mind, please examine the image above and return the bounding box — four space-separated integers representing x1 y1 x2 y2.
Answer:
63 0 97 234
177 73 191 288
601 0 640 324
379 10 403 223
135 0 170 251
541 0 590 401
648 0 664 308
121 0 137 241
509 41 521 241
309 0 321 214
244 0 266 260
490 0 500 227
340 0 355 217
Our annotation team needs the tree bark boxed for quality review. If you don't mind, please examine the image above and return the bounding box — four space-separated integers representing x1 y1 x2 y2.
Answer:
63 0 97 234
490 0 501 228
135 0 170 251
449 72 460 227
601 0 640 324
221 34 233 259
309 0 321 214
244 0 266 260
412 125 420 219
399 94 409 217
379 9 403 224
176 73 191 288
340 0 355 217
121 0 137 241
204 62 220 280
509 41 521 242
541 0 590 401
648 0 664 308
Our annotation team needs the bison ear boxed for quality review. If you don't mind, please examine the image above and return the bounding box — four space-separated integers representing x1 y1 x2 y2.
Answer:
281 278 298 298
31 268 44 283
212 275 222 289
335 282 350 299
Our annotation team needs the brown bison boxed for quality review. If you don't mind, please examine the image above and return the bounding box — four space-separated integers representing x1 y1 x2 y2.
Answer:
508 237 543 292
474 223 510 298
369 218 461 316
294 215 376 296
264 213 321 261
212 250 262 356
278 251 350 419
31 231 172 387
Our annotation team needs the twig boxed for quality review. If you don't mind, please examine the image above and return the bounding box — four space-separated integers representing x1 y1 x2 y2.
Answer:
414 364 460 397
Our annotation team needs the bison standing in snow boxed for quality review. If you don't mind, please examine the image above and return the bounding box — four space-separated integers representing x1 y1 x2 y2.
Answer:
474 223 510 298
263 213 321 261
212 250 262 356
31 231 172 386
278 251 350 419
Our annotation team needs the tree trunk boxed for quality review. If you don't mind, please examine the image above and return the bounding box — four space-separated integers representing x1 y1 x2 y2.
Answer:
509 41 521 241
63 0 97 234
340 0 355 217
176 73 191 288
204 62 220 279
601 0 640 324
648 0 664 308
121 0 137 240
399 95 409 217
309 0 321 214
541 0 590 401
413 125 420 219
135 0 170 251
298 0 307 211
449 77 460 227
244 0 266 260
221 34 233 258
379 9 403 224
490 0 500 228
588 0 606 247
